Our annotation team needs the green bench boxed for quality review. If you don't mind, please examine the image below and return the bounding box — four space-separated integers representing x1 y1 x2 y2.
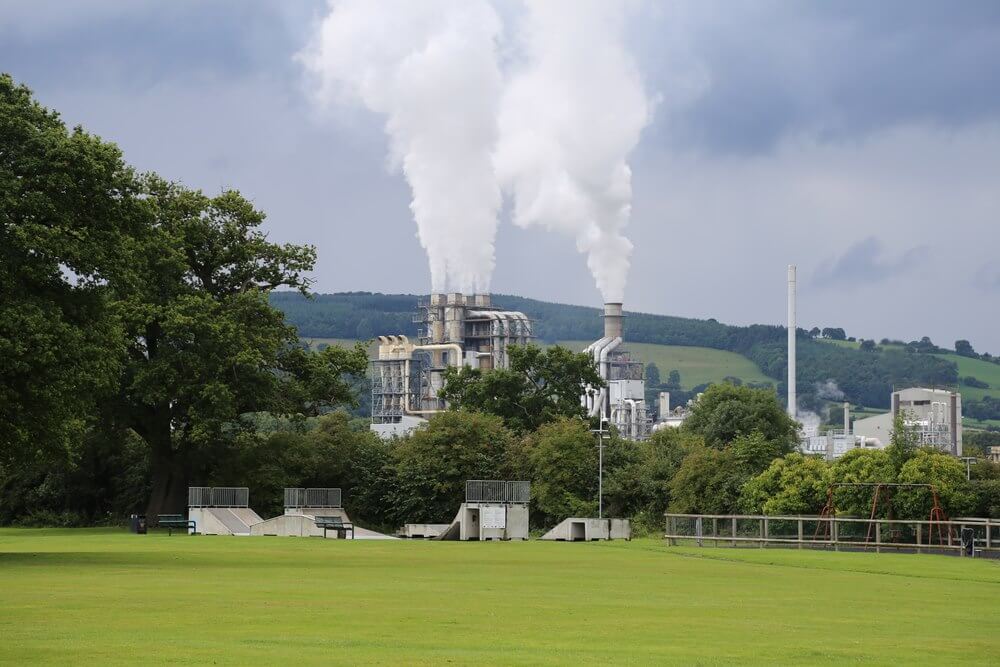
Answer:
157 514 196 536
315 516 354 540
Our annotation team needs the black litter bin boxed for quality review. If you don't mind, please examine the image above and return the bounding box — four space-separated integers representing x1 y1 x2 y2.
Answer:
960 527 974 556
130 514 147 535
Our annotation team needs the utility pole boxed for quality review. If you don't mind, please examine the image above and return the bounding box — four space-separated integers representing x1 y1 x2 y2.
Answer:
960 456 977 481
591 420 610 519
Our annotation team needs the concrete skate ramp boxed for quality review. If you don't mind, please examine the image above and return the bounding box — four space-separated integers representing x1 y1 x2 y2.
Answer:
434 519 462 541
399 523 450 539
208 508 254 535
230 507 263 526
540 517 631 541
249 508 395 539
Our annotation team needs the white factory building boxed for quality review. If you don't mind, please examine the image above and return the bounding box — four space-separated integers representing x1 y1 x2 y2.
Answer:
800 387 963 460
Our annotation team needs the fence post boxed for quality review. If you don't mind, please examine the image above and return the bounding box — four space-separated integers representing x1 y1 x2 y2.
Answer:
732 517 737 547
875 522 881 554
696 517 703 547
797 519 803 550
833 518 839 552
916 522 923 555
987 519 992 550
763 517 769 548
713 517 718 547
758 518 764 548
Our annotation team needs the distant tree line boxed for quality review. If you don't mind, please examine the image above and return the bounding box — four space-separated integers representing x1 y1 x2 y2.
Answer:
271 292 964 411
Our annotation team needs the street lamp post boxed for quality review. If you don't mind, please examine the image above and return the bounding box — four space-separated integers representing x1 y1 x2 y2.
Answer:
591 421 610 519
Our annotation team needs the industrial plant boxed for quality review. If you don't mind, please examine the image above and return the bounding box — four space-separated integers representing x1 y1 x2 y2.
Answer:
581 302 650 440
370 293 534 438
370 296 652 439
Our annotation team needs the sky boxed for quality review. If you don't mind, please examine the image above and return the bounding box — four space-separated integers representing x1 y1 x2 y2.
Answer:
3 0 999 352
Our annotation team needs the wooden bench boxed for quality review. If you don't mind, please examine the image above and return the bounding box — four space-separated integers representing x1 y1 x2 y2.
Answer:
315 516 354 540
158 514 196 536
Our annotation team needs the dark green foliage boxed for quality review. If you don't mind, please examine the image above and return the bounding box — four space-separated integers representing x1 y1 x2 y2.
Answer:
740 453 831 515
962 376 989 389
439 344 603 432
645 363 661 387
517 418 601 526
603 428 701 528
389 411 516 524
682 384 799 452
0 74 133 466
965 396 1000 421
955 339 976 358
667 445 745 514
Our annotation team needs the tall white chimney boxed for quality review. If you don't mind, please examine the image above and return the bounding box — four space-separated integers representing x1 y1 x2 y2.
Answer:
603 302 624 340
787 265 796 420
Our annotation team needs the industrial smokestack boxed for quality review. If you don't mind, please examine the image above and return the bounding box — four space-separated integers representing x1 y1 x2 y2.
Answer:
603 303 624 340
843 401 850 433
787 265 796 420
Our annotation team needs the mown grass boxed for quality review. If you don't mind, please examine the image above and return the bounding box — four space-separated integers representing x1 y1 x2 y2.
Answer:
1 529 998 665
559 341 772 389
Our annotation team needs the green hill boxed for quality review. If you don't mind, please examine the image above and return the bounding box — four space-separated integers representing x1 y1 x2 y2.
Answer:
558 341 771 390
272 292 964 411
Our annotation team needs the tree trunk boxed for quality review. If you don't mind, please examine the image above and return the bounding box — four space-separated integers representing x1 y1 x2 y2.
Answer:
145 432 187 517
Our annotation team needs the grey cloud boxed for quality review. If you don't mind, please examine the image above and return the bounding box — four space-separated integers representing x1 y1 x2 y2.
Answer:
639 0 1000 154
812 237 929 288
974 262 1000 291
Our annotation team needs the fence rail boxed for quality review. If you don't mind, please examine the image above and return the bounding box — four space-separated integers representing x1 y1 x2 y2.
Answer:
664 513 997 557
284 488 342 508
187 487 249 508
466 480 530 504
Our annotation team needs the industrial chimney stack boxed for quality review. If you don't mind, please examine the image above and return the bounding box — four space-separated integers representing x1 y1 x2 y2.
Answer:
603 302 624 340
787 265 796 421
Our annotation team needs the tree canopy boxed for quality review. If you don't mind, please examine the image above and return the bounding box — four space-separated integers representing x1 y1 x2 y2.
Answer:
439 344 603 432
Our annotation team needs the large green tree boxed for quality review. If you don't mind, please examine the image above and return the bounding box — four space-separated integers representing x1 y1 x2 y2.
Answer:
117 177 368 515
439 344 603 432
390 411 516 523
740 453 832 515
682 383 799 452
1 74 133 466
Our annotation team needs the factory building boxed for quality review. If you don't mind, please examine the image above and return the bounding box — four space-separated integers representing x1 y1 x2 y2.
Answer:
370 293 532 438
582 303 651 440
852 387 962 455
801 387 963 460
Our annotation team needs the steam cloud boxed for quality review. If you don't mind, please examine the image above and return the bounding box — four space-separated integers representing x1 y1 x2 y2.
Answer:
299 0 504 294
300 1 650 302
495 1 651 303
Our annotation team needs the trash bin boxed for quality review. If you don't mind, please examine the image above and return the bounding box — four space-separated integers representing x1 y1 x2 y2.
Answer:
130 514 147 535
960 527 974 557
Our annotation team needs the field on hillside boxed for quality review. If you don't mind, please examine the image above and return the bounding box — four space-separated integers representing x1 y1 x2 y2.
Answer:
304 337 772 391
560 341 772 389
302 337 366 351
1 530 998 665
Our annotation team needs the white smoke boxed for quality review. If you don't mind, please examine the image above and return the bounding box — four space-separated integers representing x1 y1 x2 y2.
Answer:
298 0 504 294
815 380 845 401
494 0 651 303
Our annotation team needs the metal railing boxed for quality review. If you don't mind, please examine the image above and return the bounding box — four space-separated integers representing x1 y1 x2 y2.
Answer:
284 488 342 509
664 513 997 557
187 487 249 508
466 480 531 504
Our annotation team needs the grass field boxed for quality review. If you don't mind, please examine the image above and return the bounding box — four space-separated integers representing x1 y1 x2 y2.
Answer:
2 530 998 664
559 341 772 389
305 337 773 391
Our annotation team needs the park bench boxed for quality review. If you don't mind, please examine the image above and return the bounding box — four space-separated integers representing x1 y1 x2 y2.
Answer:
315 515 354 540
157 514 196 536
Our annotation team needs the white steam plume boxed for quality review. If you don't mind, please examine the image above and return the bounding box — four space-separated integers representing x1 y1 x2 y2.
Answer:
495 0 650 303
299 0 503 294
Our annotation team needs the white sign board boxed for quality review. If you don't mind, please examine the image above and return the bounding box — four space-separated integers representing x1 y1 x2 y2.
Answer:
481 506 506 529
